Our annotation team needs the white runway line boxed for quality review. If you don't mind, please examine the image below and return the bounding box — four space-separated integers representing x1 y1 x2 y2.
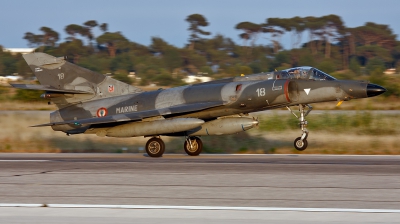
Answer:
0 204 399 213
0 204 43 207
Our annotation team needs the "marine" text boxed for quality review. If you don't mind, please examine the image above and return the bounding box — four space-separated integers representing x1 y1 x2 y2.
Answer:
116 105 138 114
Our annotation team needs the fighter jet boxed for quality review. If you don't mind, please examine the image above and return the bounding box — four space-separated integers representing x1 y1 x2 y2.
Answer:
12 52 386 157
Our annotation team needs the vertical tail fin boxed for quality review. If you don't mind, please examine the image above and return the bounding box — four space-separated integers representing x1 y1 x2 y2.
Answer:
22 52 142 108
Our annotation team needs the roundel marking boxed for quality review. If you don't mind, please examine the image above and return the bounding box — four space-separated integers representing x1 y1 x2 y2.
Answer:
96 107 108 117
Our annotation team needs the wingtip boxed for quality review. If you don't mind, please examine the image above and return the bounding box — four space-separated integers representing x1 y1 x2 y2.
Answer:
30 123 54 127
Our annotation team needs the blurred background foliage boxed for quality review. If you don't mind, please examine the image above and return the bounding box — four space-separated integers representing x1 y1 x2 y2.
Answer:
1 111 399 154
13 89 45 102
1 15 400 154
258 111 398 135
1 14 400 98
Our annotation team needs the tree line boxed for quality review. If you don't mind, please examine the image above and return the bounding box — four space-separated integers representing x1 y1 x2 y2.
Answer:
0 14 399 96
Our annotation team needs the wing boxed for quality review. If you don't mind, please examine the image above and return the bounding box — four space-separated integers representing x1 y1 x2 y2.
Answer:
10 84 92 94
32 101 225 127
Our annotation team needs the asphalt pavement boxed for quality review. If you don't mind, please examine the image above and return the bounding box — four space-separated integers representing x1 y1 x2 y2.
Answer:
0 153 399 223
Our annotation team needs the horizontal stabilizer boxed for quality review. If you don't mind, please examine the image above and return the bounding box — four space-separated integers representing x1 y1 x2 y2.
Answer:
10 84 92 94
31 101 225 127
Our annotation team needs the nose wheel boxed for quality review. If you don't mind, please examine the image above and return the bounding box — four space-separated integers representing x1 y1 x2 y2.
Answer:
287 104 312 151
294 137 308 151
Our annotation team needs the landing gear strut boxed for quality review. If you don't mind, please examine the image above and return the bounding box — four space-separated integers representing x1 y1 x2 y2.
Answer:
184 136 203 156
145 137 165 157
287 104 313 151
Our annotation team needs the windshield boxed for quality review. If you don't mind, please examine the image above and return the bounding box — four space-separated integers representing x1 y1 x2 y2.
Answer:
282 67 336 81
309 68 336 80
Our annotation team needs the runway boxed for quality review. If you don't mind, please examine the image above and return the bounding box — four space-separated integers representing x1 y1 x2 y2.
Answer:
0 153 399 223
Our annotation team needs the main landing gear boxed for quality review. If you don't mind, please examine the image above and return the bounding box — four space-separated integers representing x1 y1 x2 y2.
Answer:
145 136 203 157
145 137 165 157
184 136 203 156
287 104 313 151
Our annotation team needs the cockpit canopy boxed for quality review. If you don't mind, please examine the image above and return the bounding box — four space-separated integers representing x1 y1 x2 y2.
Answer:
278 67 336 81
232 66 337 83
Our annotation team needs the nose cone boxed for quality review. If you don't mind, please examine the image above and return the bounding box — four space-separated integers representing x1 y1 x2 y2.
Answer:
367 83 386 97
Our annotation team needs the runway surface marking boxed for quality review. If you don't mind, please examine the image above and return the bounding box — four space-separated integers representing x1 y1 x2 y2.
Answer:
0 204 399 213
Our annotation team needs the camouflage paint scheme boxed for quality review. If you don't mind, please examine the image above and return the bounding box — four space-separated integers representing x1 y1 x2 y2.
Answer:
11 53 386 155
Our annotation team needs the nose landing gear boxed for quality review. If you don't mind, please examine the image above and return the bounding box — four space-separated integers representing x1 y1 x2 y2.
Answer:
294 136 308 151
287 104 312 151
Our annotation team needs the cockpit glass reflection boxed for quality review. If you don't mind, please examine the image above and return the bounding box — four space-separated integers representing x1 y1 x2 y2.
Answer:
282 67 336 81
308 68 336 81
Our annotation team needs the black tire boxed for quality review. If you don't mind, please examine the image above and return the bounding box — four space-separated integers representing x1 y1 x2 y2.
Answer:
184 137 203 156
145 138 165 157
294 137 308 151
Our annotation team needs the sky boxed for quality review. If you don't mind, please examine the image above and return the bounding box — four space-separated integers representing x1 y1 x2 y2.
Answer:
1 0 400 50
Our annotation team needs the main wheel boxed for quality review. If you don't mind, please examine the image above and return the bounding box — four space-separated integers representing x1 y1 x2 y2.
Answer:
184 137 203 156
145 137 165 157
294 137 308 151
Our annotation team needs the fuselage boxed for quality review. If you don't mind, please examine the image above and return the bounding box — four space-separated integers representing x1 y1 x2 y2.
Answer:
50 70 372 136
